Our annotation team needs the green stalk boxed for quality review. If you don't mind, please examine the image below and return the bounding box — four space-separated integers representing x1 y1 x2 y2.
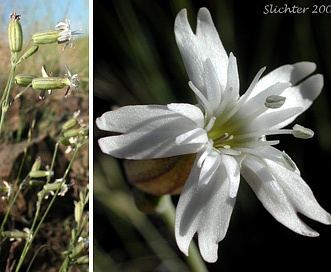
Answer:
0 61 17 136
15 139 85 272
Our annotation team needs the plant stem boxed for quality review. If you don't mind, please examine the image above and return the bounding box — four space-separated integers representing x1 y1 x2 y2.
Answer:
161 196 209 272
14 139 85 272
0 61 17 136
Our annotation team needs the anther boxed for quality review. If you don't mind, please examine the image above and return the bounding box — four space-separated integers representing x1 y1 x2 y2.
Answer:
265 95 286 109
292 124 314 139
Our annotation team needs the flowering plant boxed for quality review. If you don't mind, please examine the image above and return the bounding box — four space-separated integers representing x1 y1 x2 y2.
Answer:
96 7 331 263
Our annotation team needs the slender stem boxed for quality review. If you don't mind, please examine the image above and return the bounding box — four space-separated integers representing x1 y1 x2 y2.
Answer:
0 62 17 136
161 196 209 272
15 140 85 272
0 176 31 237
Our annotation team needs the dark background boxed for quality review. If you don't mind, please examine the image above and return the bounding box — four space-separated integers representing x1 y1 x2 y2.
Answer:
94 0 331 271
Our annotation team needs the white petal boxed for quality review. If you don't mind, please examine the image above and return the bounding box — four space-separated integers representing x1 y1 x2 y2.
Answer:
175 8 228 91
225 52 240 100
96 104 207 159
235 81 291 123
241 155 331 236
203 58 222 113
248 107 303 132
175 152 220 257
237 146 300 174
265 158 331 226
221 155 240 198
96 105 191 133
175 151 238 263
252 62 317 98
167 103 205 128
270 74 323 129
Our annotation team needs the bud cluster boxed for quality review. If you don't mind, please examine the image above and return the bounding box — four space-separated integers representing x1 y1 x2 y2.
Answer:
32 18 81 51
14 65 79 99
6 12 81 102
60 110 89 153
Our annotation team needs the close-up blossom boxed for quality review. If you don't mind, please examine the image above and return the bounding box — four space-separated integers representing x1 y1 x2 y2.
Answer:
96 6 331 264
56 18 81 46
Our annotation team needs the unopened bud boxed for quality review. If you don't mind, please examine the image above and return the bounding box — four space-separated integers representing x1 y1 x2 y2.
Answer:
62 118 78 131
59 137 71 146
69 241 86 259
74 201 84 225
29 180 45 186
32 77 70 90
63 129 81 138
29 170 52 178
43 182 62 192
17 45 39 63
30 157 41 172
76 255 89 264
3 230 29 240
32 30 60 45
8 12 23 53
15 74 36 87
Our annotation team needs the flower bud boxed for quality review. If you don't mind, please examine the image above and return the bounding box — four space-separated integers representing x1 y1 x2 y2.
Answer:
124 154 196 196
43 182 62 191
74 201 84 225
15 74 36 87
29 170 52 178
69 241 86 259
29 180 45 186
59 137 71 146
62 118 78 131
32 30 60 45
76 255 89 265
30 157 41 172
8 12 23 53
63 129 81 138
17 45 39 63
32 77 70 90
3 230 29 240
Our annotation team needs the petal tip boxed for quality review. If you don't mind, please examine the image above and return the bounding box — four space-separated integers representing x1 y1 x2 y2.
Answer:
197 7 212 21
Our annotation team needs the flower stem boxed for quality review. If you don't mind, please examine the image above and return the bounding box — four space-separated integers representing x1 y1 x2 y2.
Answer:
14 139 85 272
161 196 209 272
0 61 17 136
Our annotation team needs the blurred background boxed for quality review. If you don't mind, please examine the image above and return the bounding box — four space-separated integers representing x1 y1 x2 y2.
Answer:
94 0 331 271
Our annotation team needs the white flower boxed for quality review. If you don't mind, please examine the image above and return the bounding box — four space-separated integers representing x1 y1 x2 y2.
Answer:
64 65 79 96
56 18 82 51
43 179 69 199
96 7 331 263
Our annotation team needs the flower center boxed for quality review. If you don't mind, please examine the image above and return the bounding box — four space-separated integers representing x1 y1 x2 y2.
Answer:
205 94 314 155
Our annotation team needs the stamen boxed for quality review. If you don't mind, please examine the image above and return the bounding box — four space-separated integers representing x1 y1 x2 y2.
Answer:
188 81 212 117
235 128 294 140
218 67 266 125
292 124 314 139
197 139 214 168
205 116 216 133
235 140 280 148
219 148 241 156
214 133 230 143
265 95 286 109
